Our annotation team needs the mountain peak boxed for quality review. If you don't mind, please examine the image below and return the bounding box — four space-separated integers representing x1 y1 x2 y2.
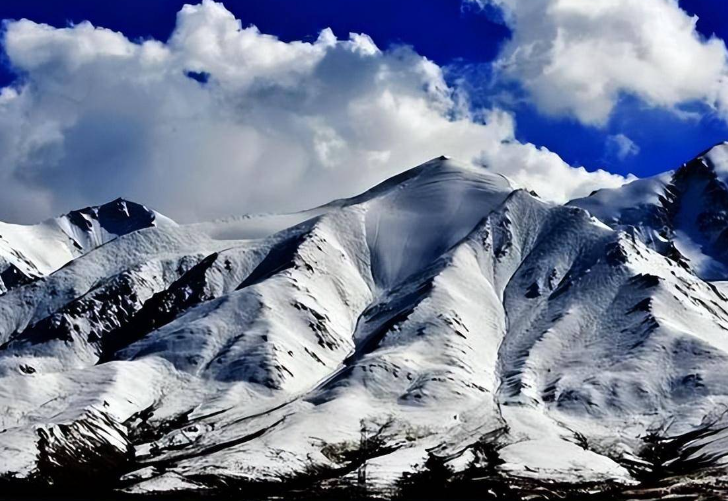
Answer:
322 156 511 211
571 142 728 280
0 198 174 294
686 141 728 176
59 198 160 249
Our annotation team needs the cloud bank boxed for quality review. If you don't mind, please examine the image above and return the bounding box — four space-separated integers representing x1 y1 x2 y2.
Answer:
0 0 627 223
475 0 728 126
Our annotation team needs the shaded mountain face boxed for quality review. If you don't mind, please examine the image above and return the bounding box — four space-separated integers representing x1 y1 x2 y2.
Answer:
571 142 728 280
2 155 728 496
0 199 170 294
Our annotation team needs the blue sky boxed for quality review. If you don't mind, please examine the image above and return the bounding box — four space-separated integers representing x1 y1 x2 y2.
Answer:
0 1 727 222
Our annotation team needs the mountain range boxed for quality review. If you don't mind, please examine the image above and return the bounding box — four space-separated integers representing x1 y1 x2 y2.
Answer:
3 146 728 498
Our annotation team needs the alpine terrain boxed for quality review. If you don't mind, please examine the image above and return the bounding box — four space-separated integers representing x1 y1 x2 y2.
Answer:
3 146 728 498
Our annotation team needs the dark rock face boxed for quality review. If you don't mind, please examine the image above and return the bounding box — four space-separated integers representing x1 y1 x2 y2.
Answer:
0 264 34 292
64 198 158 246
100 253 222 361
666 156 728 274
36 410 134 488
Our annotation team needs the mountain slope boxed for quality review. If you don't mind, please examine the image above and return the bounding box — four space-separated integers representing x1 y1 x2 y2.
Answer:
1 155 728 497
0 199 172 294
571 142 728 280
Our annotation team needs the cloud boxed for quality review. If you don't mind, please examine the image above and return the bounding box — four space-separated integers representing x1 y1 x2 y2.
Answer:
0 0 627 223
474 110 636 200
472 0 728 126
605 134 640 161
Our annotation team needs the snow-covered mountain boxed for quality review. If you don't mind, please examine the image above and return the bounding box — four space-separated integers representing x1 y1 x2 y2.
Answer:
571 142 728 280
2 152 728 497
0 198 173 294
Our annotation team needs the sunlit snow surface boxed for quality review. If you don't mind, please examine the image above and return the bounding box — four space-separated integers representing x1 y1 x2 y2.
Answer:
2 155 728 492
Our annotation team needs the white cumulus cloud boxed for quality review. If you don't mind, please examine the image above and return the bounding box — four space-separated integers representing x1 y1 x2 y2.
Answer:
0 0 627 223
474 0 728 126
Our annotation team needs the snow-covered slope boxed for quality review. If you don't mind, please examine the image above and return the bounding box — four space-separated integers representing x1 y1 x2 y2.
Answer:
0 198 173 294
571 142 728 280
2 155 728 496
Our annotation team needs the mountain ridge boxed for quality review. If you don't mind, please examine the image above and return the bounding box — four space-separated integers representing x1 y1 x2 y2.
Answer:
1 150 728 498
0 198 172 294
570 141 728 280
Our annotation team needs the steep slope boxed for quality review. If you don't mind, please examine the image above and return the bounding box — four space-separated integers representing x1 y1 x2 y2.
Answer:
571 142 728 280
1 155 728 497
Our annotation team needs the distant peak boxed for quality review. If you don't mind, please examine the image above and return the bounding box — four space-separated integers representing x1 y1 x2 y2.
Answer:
677 142 728 180
105 197 148 210
58 198 162 242
64 198 148 216
696 141 728 162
